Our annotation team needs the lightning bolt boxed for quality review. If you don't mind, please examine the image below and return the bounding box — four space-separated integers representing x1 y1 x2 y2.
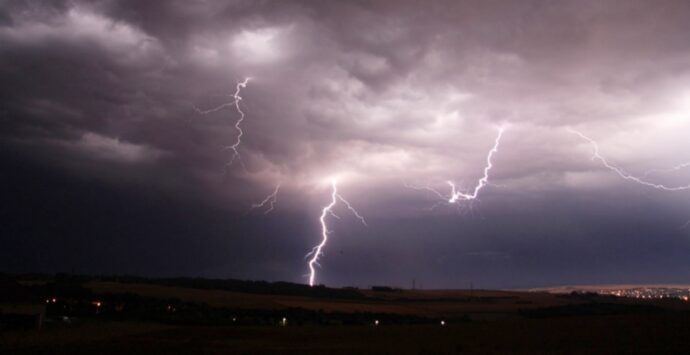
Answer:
447 127 506 203
306 179 367 286
569 129 690 191
408 127 506 207
194 77 251 169
643 162 690 178
250 184 280 214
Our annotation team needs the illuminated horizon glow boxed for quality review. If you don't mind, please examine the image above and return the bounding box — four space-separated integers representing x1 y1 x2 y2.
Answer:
306 179 366 286
569 129 690 192
250 183 280 214
194 77 251 169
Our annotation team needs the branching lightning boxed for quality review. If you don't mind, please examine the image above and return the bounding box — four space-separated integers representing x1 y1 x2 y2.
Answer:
306 180 367 286
336 194 368 226
408 127 506 208
194 78 251 169
447 127 506 203
250 184 280 214
196 79 284 217
569 129 690 192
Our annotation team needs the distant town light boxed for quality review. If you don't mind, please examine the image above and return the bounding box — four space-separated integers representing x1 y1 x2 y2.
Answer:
281 317 287 326
374 320 379 326
440 320 446 326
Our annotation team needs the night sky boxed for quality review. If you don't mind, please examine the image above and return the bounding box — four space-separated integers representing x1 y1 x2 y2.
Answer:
2 0 690 289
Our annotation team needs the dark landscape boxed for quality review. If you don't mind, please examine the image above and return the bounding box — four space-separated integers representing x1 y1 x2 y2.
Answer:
3 274 690 354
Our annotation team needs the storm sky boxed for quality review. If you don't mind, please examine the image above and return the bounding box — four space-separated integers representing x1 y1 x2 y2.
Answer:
2 0 690 288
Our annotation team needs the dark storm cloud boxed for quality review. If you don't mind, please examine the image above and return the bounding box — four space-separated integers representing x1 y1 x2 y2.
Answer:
2 0 690 287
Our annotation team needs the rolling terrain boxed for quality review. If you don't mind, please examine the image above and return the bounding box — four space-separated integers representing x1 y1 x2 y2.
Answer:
3 276 690 354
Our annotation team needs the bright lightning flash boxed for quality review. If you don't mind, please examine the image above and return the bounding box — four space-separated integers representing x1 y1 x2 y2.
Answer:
306 179 366 286
409 127 506 208
569 129 690 191
194 78 251 168
447 127 506 203
250 184 280 214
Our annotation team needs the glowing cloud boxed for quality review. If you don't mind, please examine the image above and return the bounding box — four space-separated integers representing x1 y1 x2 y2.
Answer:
231 27 285 63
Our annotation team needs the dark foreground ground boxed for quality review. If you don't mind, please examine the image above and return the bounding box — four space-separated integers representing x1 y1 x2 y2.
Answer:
3 276 690 354
3 314 690 354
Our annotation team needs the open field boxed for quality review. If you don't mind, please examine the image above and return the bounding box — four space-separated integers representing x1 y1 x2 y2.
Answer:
87 281 578 318
3 315 690 354
4 278 690 354
86 281 690 317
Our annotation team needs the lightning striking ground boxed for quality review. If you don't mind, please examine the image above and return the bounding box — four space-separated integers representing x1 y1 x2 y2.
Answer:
250 184 280 214
408 127 506 207
306 180 367 286
569 129 690 191
194 78 251 168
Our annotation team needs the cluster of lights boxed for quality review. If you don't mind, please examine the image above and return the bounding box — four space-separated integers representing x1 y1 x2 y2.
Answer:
597 287 690 301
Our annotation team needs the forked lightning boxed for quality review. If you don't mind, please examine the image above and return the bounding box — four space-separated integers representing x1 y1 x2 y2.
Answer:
195 78 251 168
306 180 366 286
408 127 506 207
